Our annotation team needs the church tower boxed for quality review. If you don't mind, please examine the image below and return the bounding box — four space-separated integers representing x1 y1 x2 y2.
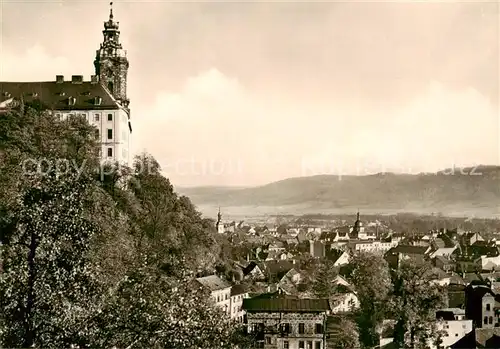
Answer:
94 2 130 109
216 207 224 234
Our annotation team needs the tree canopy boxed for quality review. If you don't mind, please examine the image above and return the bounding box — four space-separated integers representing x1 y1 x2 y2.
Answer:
0 105 245 348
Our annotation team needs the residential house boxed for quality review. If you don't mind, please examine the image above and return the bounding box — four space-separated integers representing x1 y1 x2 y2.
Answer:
384 245 430 269
461 233 485 246
464 284 498 329
327 249 350 267
230 284 249 322
264 260 295 282
243 262 266 281
430 246 458 259
433 256 456 273
435 308 473 349
243 295 331 349
195 275 232 316
276 269 302 295
329 278 360 314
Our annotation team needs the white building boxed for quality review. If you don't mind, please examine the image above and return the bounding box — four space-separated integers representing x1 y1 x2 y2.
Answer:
230 284 249 322
350 240 398 254
195 275 232 316
0 4 132 166
434 308 473 349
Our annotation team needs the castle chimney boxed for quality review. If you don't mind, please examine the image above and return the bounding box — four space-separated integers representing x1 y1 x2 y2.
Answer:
91 75 99 84
56 75 64 83
71 75 83 84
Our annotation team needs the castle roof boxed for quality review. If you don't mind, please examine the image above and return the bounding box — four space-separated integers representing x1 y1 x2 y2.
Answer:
0 80 121 111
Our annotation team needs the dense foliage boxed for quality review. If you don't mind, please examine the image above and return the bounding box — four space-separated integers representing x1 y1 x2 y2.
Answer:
0 105 245 348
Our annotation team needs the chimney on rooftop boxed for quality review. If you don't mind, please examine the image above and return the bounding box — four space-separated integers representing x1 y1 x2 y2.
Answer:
71 75 83 84
56 75 64 83
91 75 99 84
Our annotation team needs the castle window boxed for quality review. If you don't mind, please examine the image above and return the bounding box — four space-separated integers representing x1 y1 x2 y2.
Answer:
95 114 100 122
299 341 305 349
108 113 113 121
315 342 321 349
485 316 488 324
107 148 113 158
107 129 113 140
490 317 493 324
487 304 491 311
283 341 289 349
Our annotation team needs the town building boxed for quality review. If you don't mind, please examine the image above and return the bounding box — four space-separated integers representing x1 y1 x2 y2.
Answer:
195 275 232 316
464 283 499 329
243 295 331 349
435 308 473 349
0 3 132 165
230 284 249 322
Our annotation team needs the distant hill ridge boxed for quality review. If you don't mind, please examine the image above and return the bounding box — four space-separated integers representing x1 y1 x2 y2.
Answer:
176 166 500 217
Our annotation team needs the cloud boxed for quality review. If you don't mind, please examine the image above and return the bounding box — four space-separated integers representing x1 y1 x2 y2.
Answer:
135 69 498 187
0 45 75 81
306 81 499 176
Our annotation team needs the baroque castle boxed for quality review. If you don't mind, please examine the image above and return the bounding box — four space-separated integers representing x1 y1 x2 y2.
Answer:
0 3 132 165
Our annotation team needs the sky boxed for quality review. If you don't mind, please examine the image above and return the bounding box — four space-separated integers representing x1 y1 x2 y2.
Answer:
0 0 498 187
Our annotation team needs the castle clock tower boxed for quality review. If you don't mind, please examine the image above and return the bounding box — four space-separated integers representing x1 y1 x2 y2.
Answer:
94 2 130 109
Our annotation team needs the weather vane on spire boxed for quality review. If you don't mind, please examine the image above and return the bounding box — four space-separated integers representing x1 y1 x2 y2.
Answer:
109 2 114 19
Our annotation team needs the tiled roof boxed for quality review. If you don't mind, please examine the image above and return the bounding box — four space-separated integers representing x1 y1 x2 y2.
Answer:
0 81 121 111
195 275 231 291
243 297 331 312
231 284 247 296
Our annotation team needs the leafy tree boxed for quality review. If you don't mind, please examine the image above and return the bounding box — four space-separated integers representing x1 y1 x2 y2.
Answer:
326 315 361 349
312 260 338 298
391 259 447 349
348 252 392 348
0 106 245 349
128 153 219 275
0 108 104 348
88 260 246 349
